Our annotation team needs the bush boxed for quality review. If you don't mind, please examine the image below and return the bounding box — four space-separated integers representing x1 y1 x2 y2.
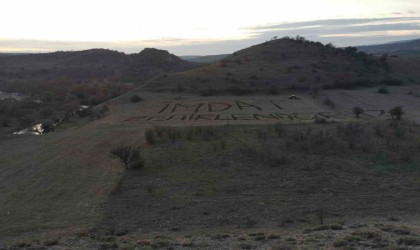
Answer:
382 79 402 86
337 122 363 138
323 97 335 108
176 84 185 93
95 105 109 119
145 129 156 144
397 237 420 246
273 123 286 136
268 86 279 95
130 94 143 103
78 108 94 118
110 145 141 169
41 120 55 133
313 115 327 124
199 88 215 96
1 118 11 127
389 106 403 120
352 106 364 118
378 86 389 94
131 159 144 170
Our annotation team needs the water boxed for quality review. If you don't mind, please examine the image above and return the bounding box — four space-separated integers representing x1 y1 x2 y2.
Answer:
0 91 24 100
12 105 90 135
13 124 42 135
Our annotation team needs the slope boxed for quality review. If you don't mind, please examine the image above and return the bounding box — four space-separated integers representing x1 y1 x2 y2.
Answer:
0 48 195 82
357 38 420 57
144 37 400 94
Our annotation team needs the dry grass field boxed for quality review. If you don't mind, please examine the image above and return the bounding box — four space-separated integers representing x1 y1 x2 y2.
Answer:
1 87 420 249
322 86 420 117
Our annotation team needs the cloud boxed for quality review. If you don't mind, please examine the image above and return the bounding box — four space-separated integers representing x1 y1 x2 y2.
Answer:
1 17 420 55
242 17 420 47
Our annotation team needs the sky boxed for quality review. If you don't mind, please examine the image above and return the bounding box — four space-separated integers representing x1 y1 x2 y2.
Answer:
0 0 419 55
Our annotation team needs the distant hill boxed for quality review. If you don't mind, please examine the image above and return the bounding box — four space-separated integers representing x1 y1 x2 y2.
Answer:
0 48 195 83
144 37 407 94
180 54 230 63
357 39 420 57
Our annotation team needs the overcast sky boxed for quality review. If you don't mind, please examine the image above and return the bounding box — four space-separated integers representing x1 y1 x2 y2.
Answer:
1 0 419 55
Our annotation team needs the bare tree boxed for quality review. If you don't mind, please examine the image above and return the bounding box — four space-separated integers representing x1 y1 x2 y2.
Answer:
110 145 140 169
352 106 364 118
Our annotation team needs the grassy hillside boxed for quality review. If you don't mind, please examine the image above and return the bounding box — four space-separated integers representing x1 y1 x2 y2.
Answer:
1 38 420 249
2 89 420 248
0 48 195 82
0 48 198 136
144 37 405 94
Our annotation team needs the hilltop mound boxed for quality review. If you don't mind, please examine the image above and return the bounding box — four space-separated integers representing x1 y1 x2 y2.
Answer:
136 48 182 64
0 48 195 82
144 37 405 94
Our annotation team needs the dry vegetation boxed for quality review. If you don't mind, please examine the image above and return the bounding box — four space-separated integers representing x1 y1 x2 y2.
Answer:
1 88 420 248
144 37 413 95
1 37 420 249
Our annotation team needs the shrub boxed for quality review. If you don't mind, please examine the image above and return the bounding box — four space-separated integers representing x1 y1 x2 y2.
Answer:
1 118 11 127
130 94 143 103
323 97 335 108
154 126 166 138
145 129 156 144
378 86 389 94
352 106 364 118
110 145 140 169
273 123 286 137
382 79 402 86
373 124 385 138
176 84 185 92
78 107 94 118
131 159 144 170
397 237 420 246
41 120 55 133
313 115 327 124
389 106 403 120
199 88 215 96
394 127 405 138
337 122 363 138
268 86 279 95
96 105 109 119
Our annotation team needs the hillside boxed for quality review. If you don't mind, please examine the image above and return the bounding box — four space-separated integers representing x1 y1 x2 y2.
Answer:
0 48 196 136
2 88 420 248
0 48 195 82
144 37 408 94
357 39 420 57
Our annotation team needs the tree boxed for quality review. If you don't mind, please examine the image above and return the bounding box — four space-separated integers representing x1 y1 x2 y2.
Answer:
352 106 364 118
378 86 389 94
145 129 156 144
130 94 143 103
41 119 55 133
323 97 335 108
389 106 403 120
110 145 140 169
